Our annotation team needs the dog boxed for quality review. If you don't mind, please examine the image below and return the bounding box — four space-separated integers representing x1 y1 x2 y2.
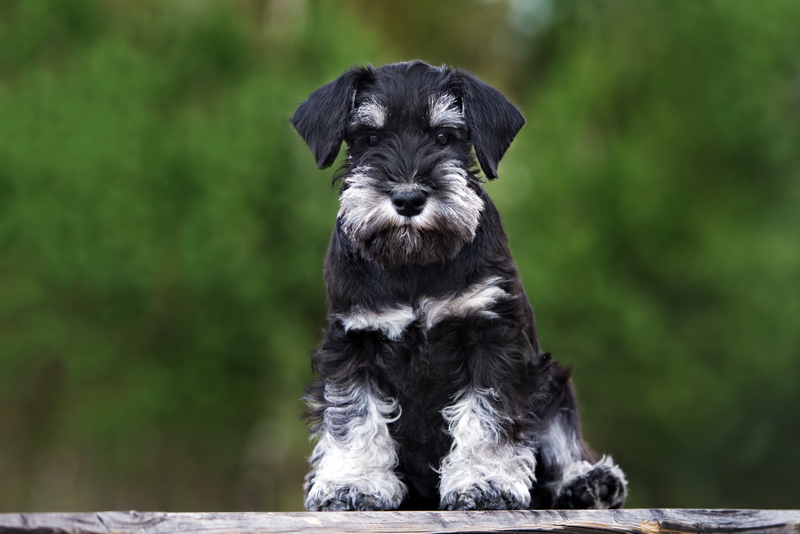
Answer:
290 60 627 511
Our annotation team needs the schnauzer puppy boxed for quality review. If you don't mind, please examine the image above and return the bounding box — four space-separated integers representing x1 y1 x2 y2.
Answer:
290 60 627 511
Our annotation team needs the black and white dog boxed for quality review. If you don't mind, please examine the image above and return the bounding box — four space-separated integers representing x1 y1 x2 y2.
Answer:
290 61 627 511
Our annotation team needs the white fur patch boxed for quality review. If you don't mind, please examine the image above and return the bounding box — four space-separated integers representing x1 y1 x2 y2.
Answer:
305 382 407 510
336 305 415 341
420 276 507 329
433 162 485 238
429 94 465 128
352 99 387 128
538 417 584 473
439 389 536 506
336 277 509 339
338 167 405 236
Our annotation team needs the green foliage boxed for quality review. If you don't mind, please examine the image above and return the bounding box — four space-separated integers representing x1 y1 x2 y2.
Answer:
0 0 798 511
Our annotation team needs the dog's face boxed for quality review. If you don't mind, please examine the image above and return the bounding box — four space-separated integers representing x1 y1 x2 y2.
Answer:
337 84 485 268
291 61 525 268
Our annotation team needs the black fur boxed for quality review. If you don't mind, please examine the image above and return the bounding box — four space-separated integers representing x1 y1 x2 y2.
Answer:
456 70 525 179
291 66 373 169
291 61 626 511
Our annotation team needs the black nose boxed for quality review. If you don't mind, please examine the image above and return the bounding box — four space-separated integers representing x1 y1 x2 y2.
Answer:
391 190 427 217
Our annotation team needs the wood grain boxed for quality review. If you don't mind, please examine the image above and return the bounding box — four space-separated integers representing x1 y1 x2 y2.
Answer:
1 509 798 534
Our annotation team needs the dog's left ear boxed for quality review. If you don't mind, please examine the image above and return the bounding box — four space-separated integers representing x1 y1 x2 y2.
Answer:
456 71 526 179
291 66 373 169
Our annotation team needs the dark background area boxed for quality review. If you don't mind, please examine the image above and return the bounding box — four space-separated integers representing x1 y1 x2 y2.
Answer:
1 0 799 512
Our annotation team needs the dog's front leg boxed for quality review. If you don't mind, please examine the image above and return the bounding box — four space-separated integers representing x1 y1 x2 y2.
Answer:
439 389 536 510
304 380 407 511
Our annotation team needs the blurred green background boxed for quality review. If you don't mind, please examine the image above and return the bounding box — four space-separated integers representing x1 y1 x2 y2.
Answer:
1 0 799 512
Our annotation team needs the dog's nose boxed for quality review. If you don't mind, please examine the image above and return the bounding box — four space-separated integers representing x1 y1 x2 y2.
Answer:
391 190 427 217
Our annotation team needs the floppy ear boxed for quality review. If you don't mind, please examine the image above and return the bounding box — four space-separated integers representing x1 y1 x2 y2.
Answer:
290 66 373 169
456 71 526 179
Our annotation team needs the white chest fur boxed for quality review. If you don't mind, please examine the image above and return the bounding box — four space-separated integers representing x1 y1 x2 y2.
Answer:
335 276 510 341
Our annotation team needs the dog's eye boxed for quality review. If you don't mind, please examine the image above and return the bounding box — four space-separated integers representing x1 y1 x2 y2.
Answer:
366 134 381 147
435 132 450 146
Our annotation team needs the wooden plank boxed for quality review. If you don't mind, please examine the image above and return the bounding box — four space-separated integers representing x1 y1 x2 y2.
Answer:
0 509 798 534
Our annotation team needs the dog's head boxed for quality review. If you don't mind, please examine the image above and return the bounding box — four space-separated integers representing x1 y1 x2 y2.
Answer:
291 61 525 268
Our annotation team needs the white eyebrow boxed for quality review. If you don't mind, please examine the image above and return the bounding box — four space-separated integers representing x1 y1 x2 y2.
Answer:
428 94 465 128
352 99 387 128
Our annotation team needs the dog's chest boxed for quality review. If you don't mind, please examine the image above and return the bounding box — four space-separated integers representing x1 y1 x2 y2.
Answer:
352 279 514 420
335 275 509 343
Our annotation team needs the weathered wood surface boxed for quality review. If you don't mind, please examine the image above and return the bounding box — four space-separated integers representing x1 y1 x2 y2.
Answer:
0 510 798 534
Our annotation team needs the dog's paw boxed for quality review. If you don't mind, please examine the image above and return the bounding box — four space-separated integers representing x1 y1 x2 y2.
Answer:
305 487 387 511
440 482 528 511
304 472 407 511
554 457 627 509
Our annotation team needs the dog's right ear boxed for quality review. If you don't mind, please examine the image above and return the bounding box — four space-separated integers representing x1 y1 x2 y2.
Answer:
291 66 373 169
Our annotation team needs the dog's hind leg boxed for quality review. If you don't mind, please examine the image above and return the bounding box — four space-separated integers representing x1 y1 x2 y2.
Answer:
304 380 407 511
536 405 628 509
438 388 537 510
